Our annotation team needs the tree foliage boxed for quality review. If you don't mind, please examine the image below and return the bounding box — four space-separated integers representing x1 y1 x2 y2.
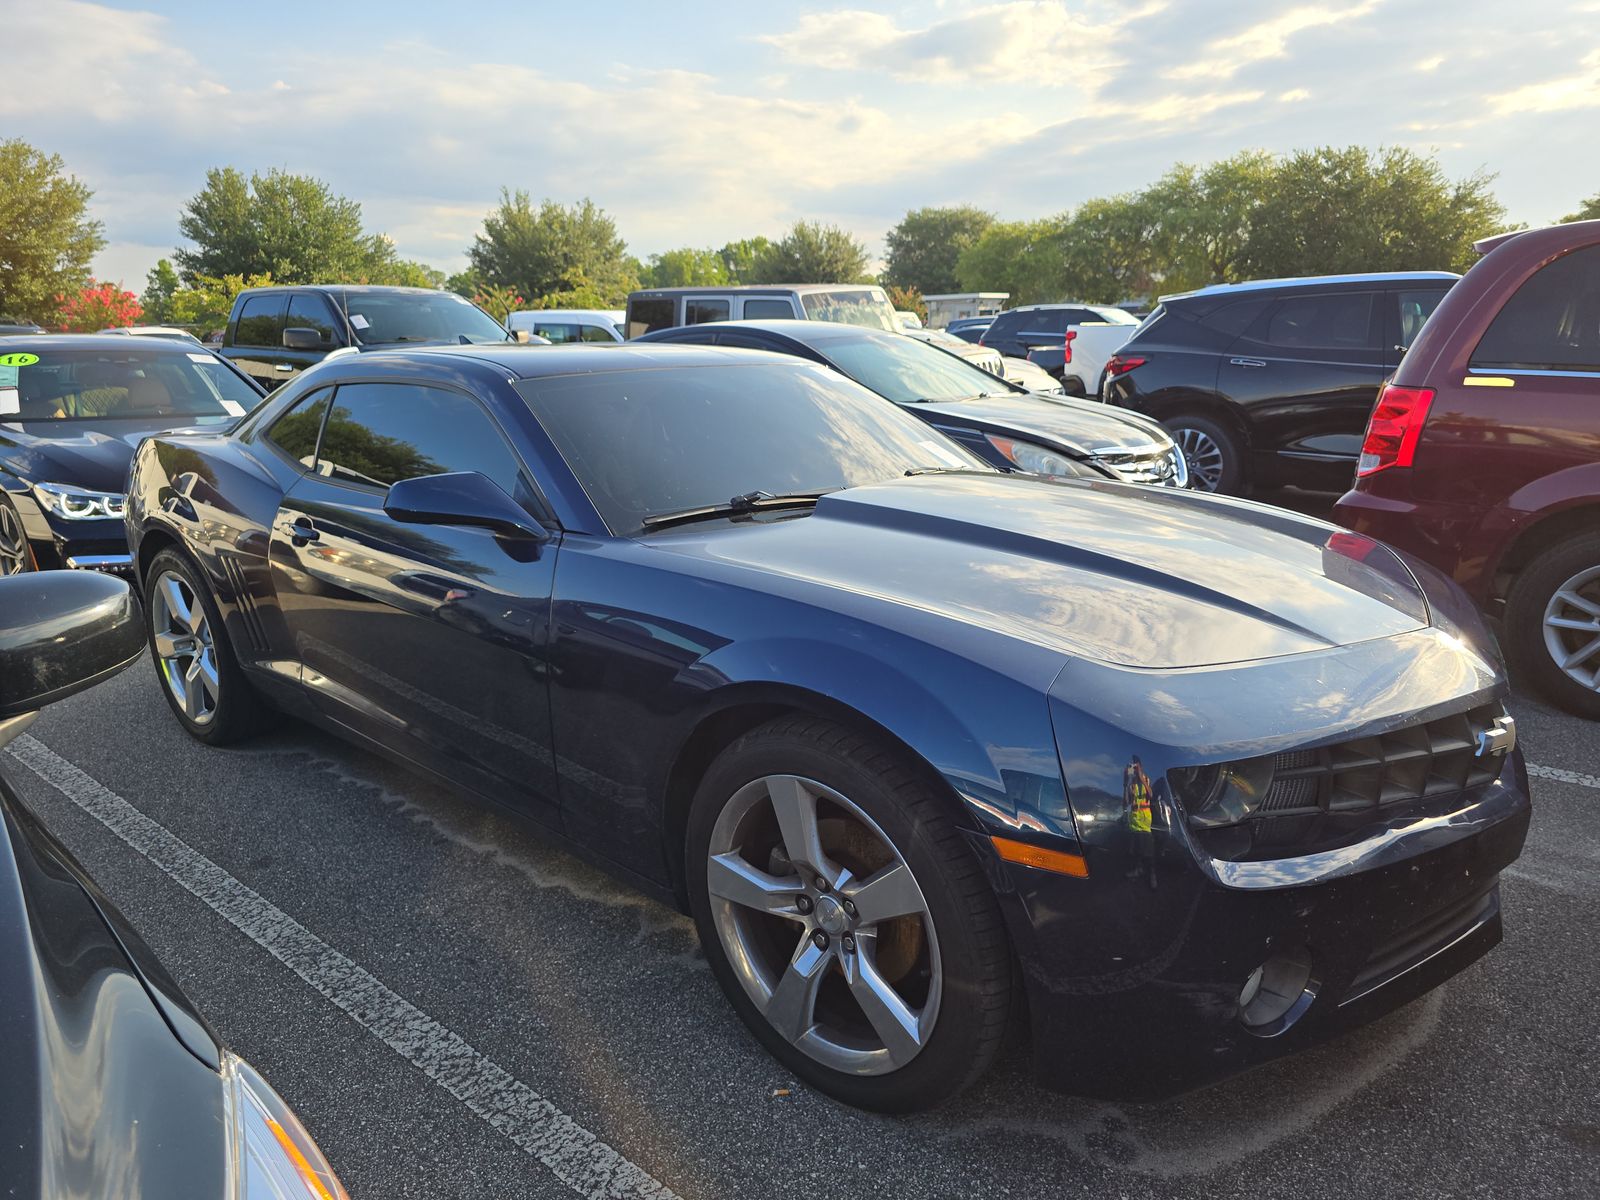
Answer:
1564 191 1600 223
746 221 871 284
167 272 275 334
472 283 525 324
467 192 638 306
0 139 105 322
883 205 995 295
646 247 730 288
175 167 396 284
56 279 142 331
140 258 182 324
884 285 925 322
955 218 1067 305
717 237 772 285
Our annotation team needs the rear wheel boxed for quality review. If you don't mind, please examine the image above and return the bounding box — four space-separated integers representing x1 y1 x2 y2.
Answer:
1166 413 1245 494
686 716 1012 1112
1506 534 1600 719
0 494 34 574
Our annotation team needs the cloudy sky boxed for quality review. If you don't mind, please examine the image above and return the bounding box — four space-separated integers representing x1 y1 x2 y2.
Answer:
6 0 1598 288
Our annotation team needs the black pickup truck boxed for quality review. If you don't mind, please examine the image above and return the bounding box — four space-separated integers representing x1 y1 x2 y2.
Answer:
218 285 524 390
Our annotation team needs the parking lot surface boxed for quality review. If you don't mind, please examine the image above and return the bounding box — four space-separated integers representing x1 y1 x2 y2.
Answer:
7 644 1598 1199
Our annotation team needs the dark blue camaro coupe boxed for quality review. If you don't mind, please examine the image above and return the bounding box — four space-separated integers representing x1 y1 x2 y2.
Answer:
126 344 1529 1110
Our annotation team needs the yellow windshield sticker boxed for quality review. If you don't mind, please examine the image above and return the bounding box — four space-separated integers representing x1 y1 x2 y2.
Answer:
1463 375 1514 387
0 352 39 367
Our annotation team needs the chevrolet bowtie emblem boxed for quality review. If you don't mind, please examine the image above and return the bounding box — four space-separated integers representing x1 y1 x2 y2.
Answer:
1475 715 1517 758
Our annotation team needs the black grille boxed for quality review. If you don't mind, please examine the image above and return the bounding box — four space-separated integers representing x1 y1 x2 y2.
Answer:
1258 703 1508 820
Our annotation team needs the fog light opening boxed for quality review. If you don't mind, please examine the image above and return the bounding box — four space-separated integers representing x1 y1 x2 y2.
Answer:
1239 947 1314 1031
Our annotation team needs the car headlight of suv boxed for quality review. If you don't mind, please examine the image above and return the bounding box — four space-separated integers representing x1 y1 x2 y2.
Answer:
985 435 1103 479
31 480 127 520
222 1052 349 1200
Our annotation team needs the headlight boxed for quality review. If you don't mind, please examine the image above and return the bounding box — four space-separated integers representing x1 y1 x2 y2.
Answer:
31 480 126 520
223 1052 349 1200
986 435 1102 478
1168 758 1276 828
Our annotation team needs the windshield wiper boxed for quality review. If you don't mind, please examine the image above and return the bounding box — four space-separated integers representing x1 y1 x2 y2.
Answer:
640 489 834 531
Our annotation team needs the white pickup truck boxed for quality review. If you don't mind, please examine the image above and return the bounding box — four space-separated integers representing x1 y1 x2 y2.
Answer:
978 303 1143 396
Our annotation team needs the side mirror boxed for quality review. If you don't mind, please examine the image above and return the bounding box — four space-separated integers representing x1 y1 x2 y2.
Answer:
383 472 550 541
0 571 145 728
282 327 325 350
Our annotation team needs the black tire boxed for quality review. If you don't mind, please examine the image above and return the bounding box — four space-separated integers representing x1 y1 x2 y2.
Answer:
686 715 1012 1112
0 492 35 575
1165 412 1247 494
1505 533 1600 719
143 547 279 743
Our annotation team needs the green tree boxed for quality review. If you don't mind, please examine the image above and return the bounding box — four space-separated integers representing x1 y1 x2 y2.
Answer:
883 205 995 295
140 258 181 324
1242 146 1507 277
955 217 1069 305
748 221 871 284
472 283 525 324
884 285 925 323
0 139 105 322
1059 195 1161 303
717 237 772 284
167 272 274 334
175 167 395 284
646 247 730 288
368 258 446 288
1140 151 1278 292
467 192 637 305
1563 191 1600 223
445 268 482 298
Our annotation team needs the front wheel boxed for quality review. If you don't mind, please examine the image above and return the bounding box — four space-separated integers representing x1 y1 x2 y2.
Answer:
686 716 1013 1112
1165 413 1246 494
1506 533 1600 719
0 494 34 574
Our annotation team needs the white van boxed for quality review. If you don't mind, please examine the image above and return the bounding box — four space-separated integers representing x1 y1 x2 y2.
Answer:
623 285 898 339
506 309 625 343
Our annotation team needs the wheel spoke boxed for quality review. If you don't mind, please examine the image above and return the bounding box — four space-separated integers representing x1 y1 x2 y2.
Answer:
847 944 924 1066
182 659 207 718
1555 588 1600 619
708 852 804 920
153 630 194 659
1561 635 1600 670
766 776 838 883
764 937 830 1043
161 576 195 631
845 862 924 927
1548 614 1600 633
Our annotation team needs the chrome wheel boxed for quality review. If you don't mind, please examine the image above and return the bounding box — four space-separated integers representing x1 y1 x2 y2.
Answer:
0 501 29 574
1543 565 1600 691
1173 426 1225 492
151 569 220 725
706 774 941 1075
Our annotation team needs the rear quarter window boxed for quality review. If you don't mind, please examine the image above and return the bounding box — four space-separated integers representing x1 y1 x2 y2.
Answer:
626 298 676 339
1471 244 1600 372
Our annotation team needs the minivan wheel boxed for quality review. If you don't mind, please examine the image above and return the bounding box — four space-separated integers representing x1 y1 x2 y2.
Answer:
144 547 278 743
686 716 1012 1112
1166 414 1245 494
1507 533 1600 719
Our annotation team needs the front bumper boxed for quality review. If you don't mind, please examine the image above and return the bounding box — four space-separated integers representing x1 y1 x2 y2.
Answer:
14 498 133 575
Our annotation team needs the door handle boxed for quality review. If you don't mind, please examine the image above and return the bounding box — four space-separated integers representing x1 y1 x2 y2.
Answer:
1229 357 1267 369
288 519 320 546
274 363 295 373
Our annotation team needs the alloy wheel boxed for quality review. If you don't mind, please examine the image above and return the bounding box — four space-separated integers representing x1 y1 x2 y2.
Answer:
151 569 220 725
1173 427 1225 492
0 502 30 574
706 774 942 1075
1542 565 1600 692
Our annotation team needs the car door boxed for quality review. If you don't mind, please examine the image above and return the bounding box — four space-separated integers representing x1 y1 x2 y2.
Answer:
267 379 562 825
1216 290 1386 488
227 293 289 391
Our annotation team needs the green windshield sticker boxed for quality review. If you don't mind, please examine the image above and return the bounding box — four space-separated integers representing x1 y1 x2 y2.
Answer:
0 352 39 367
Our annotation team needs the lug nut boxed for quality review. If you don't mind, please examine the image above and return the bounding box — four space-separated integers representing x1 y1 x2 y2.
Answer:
841 934 855 953
814 876 830 892
842 899 857 919
812 930 829 950
795 895 813 914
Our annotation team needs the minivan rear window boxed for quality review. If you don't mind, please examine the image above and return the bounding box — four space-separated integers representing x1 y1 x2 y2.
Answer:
1472 244 1600 372
627 298 675 339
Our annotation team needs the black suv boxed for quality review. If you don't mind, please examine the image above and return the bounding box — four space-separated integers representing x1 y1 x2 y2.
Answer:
1101 272 1458 493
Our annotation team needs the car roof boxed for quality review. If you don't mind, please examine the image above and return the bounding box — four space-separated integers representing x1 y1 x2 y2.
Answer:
512 309 617 322
628 284 884 296
640 319 893 345
1162 271 1460 303
0 333 212 354
366 341 810 379
239 284 453 297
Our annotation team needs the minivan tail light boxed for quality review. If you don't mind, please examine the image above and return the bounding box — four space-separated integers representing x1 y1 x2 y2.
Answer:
1104 354 1145 377
1062 329 1077 364
1357 384 1434 476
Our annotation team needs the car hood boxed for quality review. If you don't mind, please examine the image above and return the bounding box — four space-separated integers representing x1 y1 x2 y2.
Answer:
652 473 1429 670
0 416 231 493
914 393 1170 457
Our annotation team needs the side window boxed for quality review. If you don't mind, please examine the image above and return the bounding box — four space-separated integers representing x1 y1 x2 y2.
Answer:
685 298 731 325
235 294 287 347
535 323 581 344
714 332 774 351
985 310 1025 339
1260 292 1376 350
263 389 332 468
1198 298 1270 339
578 323 618 342
626 298 675 339
286 294 337 346
741 298 795 320
316 382 527 499
1472 244 1600 371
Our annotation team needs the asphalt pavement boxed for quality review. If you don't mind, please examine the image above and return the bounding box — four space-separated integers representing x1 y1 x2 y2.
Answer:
6 522 1599 1198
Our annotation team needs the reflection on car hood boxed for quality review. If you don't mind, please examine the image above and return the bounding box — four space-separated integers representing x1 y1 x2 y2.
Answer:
0 417 227 493
659 473 1428 670
915 393 1170 456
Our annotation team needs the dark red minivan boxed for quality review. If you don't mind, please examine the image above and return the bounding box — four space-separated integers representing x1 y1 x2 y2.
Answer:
1335 219 1600 716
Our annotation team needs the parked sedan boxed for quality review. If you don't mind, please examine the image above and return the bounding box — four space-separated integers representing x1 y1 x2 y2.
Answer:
639 320 1188 487
0 336 266 575
0 569 347 1199
127 344 1528 1110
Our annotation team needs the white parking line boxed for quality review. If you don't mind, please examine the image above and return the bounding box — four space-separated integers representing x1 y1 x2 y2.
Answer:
1527 763 1600 790
7 734 679 1200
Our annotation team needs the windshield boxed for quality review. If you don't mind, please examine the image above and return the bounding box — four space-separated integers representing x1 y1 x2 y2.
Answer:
815 332 1017 406
515 363 986 534
338 292 510 346
799 288 900 332
0 347 264 421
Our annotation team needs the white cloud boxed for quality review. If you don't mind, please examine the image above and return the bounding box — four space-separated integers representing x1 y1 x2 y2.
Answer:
1166 2 1381 81
1279 88 1312 102
1488 47 1600 114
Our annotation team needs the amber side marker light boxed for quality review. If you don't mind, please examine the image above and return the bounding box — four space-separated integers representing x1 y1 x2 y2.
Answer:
990 836 1090 878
